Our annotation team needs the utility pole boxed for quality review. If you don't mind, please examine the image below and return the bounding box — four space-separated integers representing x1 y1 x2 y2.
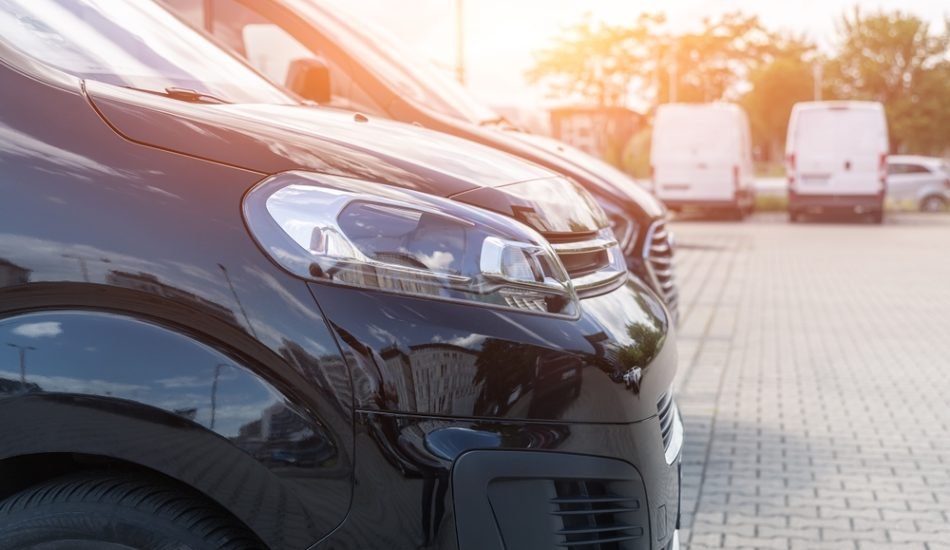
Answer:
209 362 228 431
455 0 465 84
667 41 678 104
669 62 678 104
7 343 36 385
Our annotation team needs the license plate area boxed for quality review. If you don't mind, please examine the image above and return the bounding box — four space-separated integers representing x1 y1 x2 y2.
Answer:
801 174 831 185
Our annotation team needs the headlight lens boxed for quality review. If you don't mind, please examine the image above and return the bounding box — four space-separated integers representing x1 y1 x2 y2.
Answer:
244 172 578 316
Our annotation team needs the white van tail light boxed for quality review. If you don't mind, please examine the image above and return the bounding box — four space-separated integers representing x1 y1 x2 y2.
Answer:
786 154 796 186
878 154 888 193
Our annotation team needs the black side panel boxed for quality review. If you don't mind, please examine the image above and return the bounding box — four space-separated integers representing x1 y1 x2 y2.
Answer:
453 451 651 550
0 57 356 548
0 310 344 549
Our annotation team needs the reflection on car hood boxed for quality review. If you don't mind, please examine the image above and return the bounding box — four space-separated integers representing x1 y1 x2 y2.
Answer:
504 131 667 219
85 82 607 235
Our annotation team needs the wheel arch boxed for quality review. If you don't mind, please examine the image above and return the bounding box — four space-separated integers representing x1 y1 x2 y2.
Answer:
0 451 265 545
0 306 352 549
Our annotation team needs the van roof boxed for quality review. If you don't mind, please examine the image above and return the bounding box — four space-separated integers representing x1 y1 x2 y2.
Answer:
657 102 743 114
792 101 884 112
888 155 946 167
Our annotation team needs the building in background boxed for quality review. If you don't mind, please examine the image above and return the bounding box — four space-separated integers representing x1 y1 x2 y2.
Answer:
549 106 642 159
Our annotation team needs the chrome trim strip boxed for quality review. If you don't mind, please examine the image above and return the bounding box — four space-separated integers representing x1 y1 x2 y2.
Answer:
670 530 680 550
551 232 627 294
550 237 618 255
664 405 684 465
571 266 627 292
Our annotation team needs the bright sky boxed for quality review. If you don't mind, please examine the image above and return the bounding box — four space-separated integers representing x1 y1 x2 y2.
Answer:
330 0 948 108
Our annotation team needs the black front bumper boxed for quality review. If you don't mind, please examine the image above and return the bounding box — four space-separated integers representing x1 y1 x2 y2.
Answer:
317 410 683 550
307 275 682 548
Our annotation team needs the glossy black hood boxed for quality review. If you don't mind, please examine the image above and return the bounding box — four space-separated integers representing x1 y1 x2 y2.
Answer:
86 82 607 235
503 131 667 219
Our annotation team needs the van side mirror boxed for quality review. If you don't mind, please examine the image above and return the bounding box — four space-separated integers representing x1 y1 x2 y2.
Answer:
286 58 331 104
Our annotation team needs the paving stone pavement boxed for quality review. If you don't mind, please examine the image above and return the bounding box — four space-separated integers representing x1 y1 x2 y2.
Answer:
669 212 950 550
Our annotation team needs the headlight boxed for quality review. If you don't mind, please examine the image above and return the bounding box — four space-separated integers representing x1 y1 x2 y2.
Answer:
244 171 578 316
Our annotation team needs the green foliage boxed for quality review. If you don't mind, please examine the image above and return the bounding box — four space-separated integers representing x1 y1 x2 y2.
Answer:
824 9 950 154
526 13 665 107
739 33 817 162
656 12 774 103
529 6 950 159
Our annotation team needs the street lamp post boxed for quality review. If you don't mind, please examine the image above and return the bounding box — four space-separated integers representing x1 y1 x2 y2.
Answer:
209 362 228 431
7 343 36 385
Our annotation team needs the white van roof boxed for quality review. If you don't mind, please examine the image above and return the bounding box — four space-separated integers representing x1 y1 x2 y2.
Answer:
791 101 884 113
656 102 745 114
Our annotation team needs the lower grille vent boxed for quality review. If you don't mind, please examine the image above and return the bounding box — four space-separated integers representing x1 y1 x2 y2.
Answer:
552 479 645 549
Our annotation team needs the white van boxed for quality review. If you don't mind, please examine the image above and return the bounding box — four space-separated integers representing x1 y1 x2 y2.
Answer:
651 103 755 219
786 101 889 223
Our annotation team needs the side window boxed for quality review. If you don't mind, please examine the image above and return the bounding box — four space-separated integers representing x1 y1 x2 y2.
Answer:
887 164 908 176
906 164 931 175
207 0 384 114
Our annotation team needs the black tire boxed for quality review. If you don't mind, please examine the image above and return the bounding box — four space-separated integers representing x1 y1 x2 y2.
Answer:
788 209 801 223
730 203 746 221
0 471 262 550
920 195 948 213
870 210 884 224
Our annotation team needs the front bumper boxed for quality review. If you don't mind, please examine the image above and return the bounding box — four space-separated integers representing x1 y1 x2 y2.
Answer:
308 272 681 548
658 189 753 211
325 408 684 549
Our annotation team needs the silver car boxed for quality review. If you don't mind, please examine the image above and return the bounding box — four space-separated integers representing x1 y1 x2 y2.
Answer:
887 155 950 212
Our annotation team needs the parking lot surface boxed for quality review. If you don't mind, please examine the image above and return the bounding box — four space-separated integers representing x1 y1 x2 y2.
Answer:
671 212 950 550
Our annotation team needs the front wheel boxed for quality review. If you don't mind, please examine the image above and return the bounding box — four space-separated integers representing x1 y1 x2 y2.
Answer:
0 471 261 550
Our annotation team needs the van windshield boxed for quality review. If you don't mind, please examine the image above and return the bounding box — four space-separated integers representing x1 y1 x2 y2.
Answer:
653 110 739 163
795 109 884 158
0 0 294 104
286 0 498 125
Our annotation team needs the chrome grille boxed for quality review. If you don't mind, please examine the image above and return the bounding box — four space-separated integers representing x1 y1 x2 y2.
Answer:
643 220 679 320
551 231 627 296
552 479 647 549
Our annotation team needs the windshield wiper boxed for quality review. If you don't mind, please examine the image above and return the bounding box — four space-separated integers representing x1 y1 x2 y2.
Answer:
122 86 231 105
478 116 506 127
479 116 521 131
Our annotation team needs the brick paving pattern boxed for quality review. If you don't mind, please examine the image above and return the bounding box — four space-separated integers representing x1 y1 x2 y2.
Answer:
671 212 950 550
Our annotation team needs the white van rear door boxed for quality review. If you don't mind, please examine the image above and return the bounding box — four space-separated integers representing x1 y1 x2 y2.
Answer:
794 108 885 195
653 110 738 202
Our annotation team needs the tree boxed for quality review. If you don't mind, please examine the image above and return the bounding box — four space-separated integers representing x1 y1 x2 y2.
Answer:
824 8 950 154
526 13 665 107
657 12 773 104
739 33 818 162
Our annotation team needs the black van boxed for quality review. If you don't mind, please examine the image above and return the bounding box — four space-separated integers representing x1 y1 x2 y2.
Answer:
0 1 681 549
